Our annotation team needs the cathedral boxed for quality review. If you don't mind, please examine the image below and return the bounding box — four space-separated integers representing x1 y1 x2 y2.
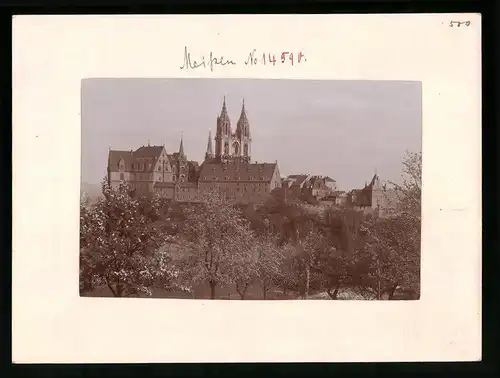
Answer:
107 98 282 204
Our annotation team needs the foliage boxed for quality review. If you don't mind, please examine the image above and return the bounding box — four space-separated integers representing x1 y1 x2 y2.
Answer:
360 151 422 298
80 150 421 300
176 189 257 299
254 232 287 299
80 177 179 297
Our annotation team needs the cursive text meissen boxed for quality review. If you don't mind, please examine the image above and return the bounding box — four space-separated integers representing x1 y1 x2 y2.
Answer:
180 46 236 72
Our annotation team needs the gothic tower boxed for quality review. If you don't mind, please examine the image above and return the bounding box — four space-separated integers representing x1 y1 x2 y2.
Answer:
205 129 214 160
177 133 188 182
236 99 251 161
215 97 232 158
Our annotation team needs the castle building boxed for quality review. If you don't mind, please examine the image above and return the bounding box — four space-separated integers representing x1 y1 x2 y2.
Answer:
107 98 282 204
348 174 399 218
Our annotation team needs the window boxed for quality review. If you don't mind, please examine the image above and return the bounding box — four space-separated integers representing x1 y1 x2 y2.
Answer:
120 173 124 181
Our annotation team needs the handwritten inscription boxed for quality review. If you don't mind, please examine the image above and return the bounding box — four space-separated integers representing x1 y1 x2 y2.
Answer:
180 46 237 72
245 49 307 66
180 46 307 71
449 20 471 27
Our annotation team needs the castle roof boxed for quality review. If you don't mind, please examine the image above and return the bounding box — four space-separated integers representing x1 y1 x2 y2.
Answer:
108 146 166 173
349 174 379 207
133 145 164 158
108 150 135 169
287 174 309 187
350 187 372 207
199 161 277 183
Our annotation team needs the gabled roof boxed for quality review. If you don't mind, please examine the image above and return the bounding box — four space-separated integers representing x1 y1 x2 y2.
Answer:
108 146 167 172
134 145 164 158
199 161 277 182
108 150 134 169
368 174 378 187
350 187 373 207
287 174 308 187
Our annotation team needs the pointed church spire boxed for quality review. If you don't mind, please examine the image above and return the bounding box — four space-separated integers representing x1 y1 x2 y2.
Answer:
179 132 185 158
236 98 249 137
220 96 229 120
205 129 214 160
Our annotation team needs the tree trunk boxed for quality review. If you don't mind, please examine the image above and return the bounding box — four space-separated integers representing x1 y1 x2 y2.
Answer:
327 280 340 300
209 280 217 299
263 283 267 300
388 283 399 300
376 259 382 300
236 283 248 300
304 264 310 300
106 277 120 297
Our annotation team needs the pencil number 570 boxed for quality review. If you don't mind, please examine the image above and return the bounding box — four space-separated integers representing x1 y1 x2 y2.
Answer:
449 20 471 27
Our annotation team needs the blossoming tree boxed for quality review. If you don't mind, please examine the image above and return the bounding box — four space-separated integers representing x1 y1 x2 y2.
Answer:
79 178 178 297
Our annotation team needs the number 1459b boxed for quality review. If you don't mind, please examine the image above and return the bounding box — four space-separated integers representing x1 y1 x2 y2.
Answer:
245 50 307 66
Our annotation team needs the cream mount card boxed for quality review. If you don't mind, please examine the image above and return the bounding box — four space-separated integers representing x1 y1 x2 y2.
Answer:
12 14 481 363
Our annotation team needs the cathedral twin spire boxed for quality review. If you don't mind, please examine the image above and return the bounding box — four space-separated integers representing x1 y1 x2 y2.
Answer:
179 97 249 162
209 97 251 160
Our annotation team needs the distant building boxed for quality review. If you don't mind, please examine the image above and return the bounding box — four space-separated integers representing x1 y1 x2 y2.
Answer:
282 174 335 200
107 98 281 204
324 176 338 191
348 174 399 218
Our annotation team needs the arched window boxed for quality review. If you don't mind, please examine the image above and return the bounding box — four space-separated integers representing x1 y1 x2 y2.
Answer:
224 142 229 155
244 144 249 157
233 142 240 156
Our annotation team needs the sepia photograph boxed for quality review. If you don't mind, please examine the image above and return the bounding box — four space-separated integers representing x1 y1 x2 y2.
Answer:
13 13 481 363
80 78 422 301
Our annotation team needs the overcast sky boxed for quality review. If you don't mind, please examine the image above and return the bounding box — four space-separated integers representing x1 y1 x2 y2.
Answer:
81 78 421 190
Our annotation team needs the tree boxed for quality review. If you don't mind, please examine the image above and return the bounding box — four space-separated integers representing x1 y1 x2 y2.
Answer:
361 151 422 299
80 177 178 297
254 232 286 299
177 189 256 299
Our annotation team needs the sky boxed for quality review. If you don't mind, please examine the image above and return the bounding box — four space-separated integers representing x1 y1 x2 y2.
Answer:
81 78 421 191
